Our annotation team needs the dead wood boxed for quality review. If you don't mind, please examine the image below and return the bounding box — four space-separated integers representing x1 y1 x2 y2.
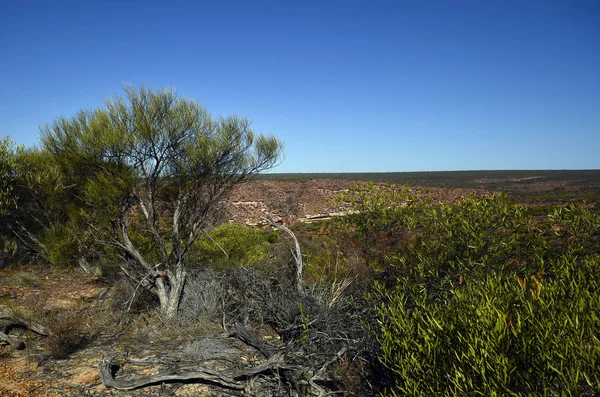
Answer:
0 307 50 336
97 313 347 395
228 322 278 358
0 307 50 350
261 216 304 293
98 352 287 391
98 324 318 395
227 323 320 396
0 330 25 349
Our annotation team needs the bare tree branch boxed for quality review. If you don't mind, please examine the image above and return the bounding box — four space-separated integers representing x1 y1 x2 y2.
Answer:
261 216 304 293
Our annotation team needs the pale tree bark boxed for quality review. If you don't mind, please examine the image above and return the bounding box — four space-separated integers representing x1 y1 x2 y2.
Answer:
261 216 304 293
155 265 186 319
118 215 187 319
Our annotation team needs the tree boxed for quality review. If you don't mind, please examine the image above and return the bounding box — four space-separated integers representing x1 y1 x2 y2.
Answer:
41 86 284 318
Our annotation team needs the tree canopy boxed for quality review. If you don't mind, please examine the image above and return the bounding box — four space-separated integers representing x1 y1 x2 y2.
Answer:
40 86 284 317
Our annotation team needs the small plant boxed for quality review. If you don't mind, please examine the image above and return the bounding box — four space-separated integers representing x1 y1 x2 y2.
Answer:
12 271 38 288
337 352 366 394
45 309 90 359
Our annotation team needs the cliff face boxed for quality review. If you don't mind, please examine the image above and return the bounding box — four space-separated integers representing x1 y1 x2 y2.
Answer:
223 179 486 226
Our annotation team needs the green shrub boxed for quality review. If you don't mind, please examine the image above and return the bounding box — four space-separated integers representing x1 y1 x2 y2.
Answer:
374 252 600 396
192 223 273 270
342 185 600 396
0 137 20 216
335 183 421 269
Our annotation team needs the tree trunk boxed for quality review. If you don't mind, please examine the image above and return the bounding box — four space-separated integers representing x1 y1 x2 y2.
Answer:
155 266 186 319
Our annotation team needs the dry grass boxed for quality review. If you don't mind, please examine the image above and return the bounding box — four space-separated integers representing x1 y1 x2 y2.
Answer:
45 309 90 359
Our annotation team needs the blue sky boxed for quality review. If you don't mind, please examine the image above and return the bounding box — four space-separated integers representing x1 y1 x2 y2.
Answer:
1 0 599 172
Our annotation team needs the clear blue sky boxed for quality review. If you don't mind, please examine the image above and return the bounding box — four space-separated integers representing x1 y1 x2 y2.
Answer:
1 0 599 172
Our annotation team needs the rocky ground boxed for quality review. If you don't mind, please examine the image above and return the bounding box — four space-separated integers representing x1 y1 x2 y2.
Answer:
0 266 109 397
0 265 279 396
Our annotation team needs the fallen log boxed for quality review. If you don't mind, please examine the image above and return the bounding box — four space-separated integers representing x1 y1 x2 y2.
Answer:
98 352 287 391
0 307 50 336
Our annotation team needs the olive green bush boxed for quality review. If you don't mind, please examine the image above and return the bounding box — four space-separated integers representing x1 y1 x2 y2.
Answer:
192 223 273 270
337 184 600 396
335 183 421 270
0 144 81 264
375 252 600 396
0 137 19 217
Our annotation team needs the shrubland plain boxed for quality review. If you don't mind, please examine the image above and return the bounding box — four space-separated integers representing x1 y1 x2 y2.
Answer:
1 87 599 396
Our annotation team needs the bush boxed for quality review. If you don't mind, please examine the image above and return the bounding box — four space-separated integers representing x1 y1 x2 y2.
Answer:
192 223 273 270
110 277 159 314
374 252 600 396
341 186 600 396
334 183 421 269
178 270 226 325
46 309 90 359
224 265 378 394
303 221 367 287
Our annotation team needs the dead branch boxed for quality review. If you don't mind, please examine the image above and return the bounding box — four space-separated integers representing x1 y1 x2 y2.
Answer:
228 322 278 358
261 216 304 293
0 330 25 349
98 352 286 391
0 307 50 336
0 307 50 350
203 228 232 264
310 347 347 389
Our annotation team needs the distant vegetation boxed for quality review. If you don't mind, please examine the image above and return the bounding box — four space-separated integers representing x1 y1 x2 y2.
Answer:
260 170 600 189
262 170 600 212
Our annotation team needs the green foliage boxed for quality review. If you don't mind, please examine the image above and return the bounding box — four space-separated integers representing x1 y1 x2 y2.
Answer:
193 223 272 270
302 220 364 288
40 85 283 270
0 138 20 261
375 253 600 396
335 183 421 269
0 144 83 263
341 185 600 396
0 137 20 216
42 223 78 266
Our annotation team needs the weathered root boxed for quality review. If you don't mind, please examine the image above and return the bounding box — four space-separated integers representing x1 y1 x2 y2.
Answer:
0 308 50 336
0 330 25 349
98 352 286 391
0 306 49 349
98 323 322 395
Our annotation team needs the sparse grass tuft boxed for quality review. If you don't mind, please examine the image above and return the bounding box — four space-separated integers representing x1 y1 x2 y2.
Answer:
45 309 90 359
11 270 38 288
